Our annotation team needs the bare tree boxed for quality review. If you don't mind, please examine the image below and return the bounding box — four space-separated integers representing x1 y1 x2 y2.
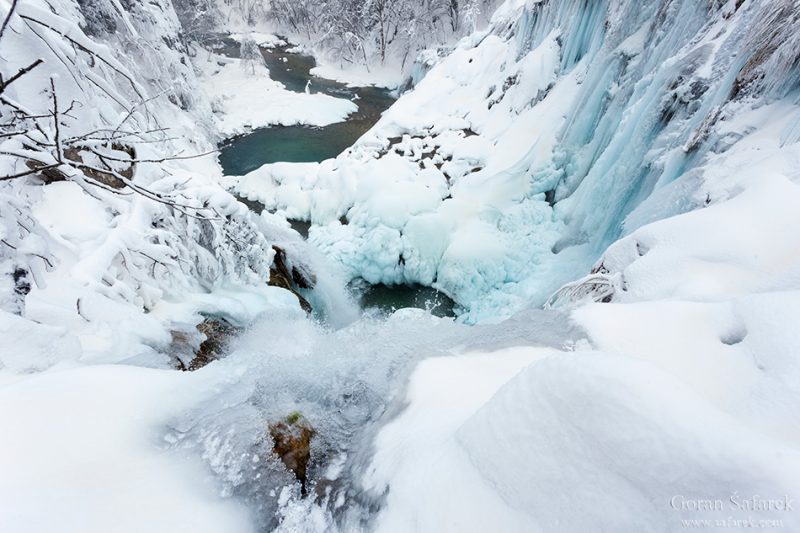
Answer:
239 34 265 75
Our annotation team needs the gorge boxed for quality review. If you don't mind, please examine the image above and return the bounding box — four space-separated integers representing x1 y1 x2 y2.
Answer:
1 0 800 532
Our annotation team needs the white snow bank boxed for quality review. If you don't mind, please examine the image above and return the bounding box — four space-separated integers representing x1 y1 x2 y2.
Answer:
0 310 82 373
228 32 287 48
362 347 555 532
458 351 800 531
310 57 404 89
573 293 800 444
0 366 254 533
364 346 800 532
33 182 112 243
197 54 357 136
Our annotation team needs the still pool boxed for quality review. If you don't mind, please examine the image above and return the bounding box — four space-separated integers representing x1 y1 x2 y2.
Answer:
217 43 396 176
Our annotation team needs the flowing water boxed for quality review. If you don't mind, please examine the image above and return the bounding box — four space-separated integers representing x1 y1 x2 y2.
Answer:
168 307 581 531
185 38 534 531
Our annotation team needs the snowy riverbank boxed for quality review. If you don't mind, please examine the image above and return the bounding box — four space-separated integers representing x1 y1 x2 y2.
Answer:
195 46 358 137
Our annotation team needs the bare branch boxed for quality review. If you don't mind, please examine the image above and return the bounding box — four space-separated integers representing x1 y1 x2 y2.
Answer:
0 0 19 41
19 14 146 101
0 163 61 181
50 77 62 163
88 146 218 163
0 59 43 95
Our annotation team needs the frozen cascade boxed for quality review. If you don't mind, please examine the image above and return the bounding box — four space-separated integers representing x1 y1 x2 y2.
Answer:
234 0 800 321
165 307 584 532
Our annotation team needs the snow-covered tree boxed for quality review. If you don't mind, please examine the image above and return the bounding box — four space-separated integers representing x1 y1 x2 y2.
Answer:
363 0 401 63
239 34 265 75
261 0 499 70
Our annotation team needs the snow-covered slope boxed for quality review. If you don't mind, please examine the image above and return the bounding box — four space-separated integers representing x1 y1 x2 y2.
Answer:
0 0 352 528
234 0 800 322
0 0 345 366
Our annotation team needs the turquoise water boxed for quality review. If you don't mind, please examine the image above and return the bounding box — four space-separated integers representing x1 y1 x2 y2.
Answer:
217 42 396 176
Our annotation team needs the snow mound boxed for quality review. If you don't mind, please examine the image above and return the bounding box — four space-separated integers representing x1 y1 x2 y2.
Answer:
0 366 254 533
362 346 800 532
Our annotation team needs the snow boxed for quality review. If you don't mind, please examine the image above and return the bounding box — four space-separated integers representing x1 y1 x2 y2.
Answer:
33 182 112 244
228 32 287 48
196 55 358 136
0 365 255 533
572 294 800 443
362 341 800 532
457 350 800 531
362 347 554 533
309 58 404 90
0 310 82 372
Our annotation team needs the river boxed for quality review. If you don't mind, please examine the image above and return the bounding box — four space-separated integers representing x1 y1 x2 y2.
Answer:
214 38 456 318
216 41 397 176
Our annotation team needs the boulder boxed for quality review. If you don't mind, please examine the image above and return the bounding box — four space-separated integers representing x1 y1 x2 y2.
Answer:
268 246 313 313
269 412 314 495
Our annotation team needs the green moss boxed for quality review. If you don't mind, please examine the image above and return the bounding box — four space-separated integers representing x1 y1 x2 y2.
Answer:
286 411 303 424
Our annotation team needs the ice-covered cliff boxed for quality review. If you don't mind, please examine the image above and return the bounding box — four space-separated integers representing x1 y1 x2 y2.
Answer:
235 0 800 322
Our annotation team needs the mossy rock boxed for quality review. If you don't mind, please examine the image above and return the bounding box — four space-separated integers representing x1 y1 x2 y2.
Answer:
268 413 315 495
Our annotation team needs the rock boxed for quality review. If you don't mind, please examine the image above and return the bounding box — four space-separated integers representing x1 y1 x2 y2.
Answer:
268 246 294 291
291 263 316 290
233 193 266 214
313 478 337 504
168 329 195 370
173 316 240 371
268 246 313 313
269 412 315 495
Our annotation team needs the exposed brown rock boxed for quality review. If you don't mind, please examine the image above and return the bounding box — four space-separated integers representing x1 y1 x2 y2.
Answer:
269 245 313 313
185 316 240 371
269 412 315 495
268 245 294 290
27 144 134 188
